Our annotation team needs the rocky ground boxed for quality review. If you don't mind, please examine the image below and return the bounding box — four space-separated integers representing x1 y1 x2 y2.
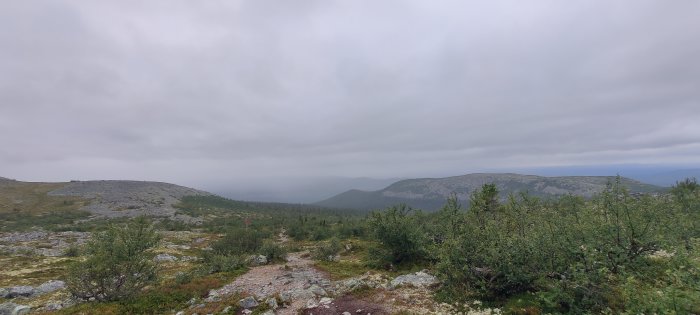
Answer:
0 229 503 314
0 230 211 314
193 251 501 315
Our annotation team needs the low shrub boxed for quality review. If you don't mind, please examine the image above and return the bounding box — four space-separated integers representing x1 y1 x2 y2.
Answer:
66 217 160 301
260 241 287 263
314 238 342 261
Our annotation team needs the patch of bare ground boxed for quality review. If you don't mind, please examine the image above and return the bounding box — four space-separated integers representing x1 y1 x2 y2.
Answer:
302 294 388 314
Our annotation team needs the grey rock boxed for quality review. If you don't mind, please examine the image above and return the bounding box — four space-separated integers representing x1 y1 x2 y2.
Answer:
309 284 327 297
319 297 333 305
260 311 275 315
239 296 258 309
36 280 66 294
0 303 31 315
305 298 318 309
279 291 293 303
0 288 8 299
390 270 439 289
0 303 13 315
5 286 35 298
175 311 185 315
251 255 268 265
154 253 178 262
266 297 278 309
12 305 30 315
343 312 352 315
221 306 232 314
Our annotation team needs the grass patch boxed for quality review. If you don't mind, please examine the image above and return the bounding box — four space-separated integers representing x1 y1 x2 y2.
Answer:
315 260 368 280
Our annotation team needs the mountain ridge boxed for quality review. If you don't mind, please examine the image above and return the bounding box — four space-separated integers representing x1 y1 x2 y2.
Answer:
316 173 665 211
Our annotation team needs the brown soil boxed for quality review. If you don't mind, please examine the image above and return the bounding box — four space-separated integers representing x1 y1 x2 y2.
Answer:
302 294 388 315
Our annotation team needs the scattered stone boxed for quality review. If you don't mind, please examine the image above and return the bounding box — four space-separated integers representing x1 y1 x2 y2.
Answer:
319 297 333 305
309 284 327 297
175 312 185 315
221 306 232 313
154 253 178 262
266 297 278 309
390 270 439 289
305 298 318 309
239 296 258 309
260 310 275 315
279 291 293 303
343 312 351 315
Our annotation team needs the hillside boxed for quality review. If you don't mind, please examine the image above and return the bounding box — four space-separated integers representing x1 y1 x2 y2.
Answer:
0 178 211 223
316 173 665 211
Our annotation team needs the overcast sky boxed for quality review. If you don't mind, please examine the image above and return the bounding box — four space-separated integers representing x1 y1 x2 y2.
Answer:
1 1 699 194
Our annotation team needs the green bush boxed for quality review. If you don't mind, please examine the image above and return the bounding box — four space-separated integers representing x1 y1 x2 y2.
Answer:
260 240 287 262
63 244 80 257
366 204 430 267
202 252 246 273
66 217 160 301
211 227 267 255
314 238 342 261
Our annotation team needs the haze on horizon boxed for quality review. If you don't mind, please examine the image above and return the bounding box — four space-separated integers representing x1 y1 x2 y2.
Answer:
1 1 699 201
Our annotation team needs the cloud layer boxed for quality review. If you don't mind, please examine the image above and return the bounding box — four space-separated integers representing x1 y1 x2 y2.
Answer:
1 1 699 190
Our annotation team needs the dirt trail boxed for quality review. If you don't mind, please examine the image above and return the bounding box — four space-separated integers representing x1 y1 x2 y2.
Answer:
210 251 331 315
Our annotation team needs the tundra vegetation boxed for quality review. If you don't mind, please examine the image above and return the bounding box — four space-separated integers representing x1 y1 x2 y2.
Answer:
0 177 698 314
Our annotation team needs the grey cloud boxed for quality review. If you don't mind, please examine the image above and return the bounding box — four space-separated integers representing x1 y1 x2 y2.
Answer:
0 0 699 196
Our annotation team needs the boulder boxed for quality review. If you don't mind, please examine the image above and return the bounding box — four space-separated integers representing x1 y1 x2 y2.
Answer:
5 286 34 298
154 253 178 262
0 303 30 315
319 297 333 305
36 280 65 294
279 291 293 303
265 297 278 309
253 255 268 265
390 270 439 289
309 284 327 297
238 296 258 309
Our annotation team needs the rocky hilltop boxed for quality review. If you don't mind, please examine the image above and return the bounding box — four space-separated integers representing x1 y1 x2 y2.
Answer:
316 173 664 211
47 180 211 220
0 178 210 222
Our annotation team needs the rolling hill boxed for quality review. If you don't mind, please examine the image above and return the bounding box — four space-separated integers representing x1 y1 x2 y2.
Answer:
0 178 210 222
315 173 665 211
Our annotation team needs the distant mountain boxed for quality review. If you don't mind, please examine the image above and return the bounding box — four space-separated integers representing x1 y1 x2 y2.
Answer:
316 173 665 211
1 178 210 222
